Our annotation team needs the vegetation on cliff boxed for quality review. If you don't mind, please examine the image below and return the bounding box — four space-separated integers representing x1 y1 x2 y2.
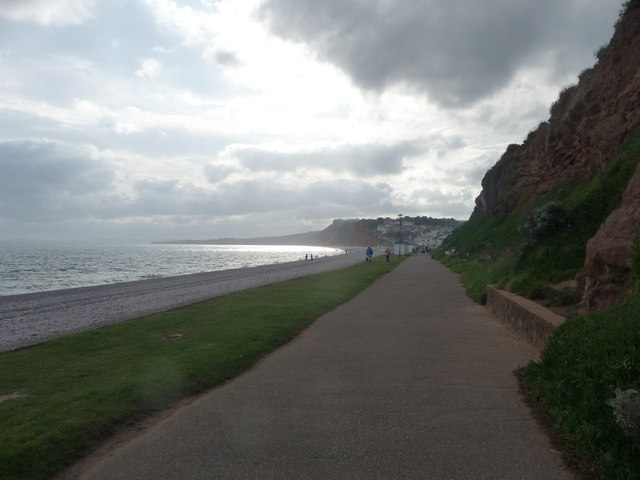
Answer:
465 0 640 309
434 127 640 308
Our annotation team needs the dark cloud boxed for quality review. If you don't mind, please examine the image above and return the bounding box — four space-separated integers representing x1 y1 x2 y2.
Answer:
228 141 423 176
0 139 113 196
304 179 393 214
112 176 395 224
405 186 473 219
0 137 397 232
202 177 395 219
0 139 115 221
259 0 620 107
124 180 213 217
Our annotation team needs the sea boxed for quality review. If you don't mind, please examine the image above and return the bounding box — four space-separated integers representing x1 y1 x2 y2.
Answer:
0 241 344 296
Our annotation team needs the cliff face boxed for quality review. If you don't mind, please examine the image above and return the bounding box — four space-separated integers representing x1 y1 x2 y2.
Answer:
584 161 640 308
310 219 387 246
475 1 640 308
477 2 640 216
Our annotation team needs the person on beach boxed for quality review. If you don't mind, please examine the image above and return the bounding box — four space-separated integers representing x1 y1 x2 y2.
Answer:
384 247 391 262
366 246 374 262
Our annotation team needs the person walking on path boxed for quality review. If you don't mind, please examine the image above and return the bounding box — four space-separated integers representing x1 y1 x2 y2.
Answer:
384 247 391 262
73 256 571 480
365 245 373 262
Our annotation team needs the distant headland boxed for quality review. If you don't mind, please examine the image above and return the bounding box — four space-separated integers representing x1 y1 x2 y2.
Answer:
154 217 464 248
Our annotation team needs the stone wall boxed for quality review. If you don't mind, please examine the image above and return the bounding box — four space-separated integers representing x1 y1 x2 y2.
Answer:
486 286 565 351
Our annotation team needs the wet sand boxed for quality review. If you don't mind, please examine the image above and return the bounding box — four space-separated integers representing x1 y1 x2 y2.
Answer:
0 249 367 353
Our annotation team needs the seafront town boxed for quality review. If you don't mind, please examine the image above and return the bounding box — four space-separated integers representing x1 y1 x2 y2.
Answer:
374 217 456 251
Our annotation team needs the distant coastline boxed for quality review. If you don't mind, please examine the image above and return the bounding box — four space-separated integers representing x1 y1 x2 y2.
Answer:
153 217 463 248
152 231 320 247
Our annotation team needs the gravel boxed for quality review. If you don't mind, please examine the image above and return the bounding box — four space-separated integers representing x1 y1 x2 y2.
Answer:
0 249 368 353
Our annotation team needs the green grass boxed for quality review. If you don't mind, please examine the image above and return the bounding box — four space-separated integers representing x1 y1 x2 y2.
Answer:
521 292 640 479
0 257 402 480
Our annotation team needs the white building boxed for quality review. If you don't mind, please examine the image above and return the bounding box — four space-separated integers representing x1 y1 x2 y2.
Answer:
394 243 412 255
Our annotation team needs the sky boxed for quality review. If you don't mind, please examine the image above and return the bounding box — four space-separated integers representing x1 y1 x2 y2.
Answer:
0 0 624 242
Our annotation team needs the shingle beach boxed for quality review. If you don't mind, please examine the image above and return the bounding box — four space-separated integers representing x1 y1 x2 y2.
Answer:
0 248 367 353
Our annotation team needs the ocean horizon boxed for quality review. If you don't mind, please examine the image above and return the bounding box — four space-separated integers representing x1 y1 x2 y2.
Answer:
0 241 344 296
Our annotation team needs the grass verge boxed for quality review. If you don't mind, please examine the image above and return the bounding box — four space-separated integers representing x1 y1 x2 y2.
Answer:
521 292 640 479
0 257 402 480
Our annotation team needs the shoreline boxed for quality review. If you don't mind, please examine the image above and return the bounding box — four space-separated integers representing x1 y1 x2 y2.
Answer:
0 243 347 297
0 248 368 353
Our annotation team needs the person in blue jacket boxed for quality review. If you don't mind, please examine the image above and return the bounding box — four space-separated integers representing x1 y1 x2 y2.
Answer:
366 245 374 262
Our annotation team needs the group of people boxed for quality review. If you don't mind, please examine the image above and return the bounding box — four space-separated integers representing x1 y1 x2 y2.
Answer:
366 246 393 262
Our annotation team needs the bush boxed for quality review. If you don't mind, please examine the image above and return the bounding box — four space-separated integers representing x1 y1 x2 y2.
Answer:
549 84 578 118
595 43 609 63
519 201 569 245
607 388 640 450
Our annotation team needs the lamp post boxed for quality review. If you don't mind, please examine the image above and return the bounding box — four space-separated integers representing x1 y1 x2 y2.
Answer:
398 214 403 256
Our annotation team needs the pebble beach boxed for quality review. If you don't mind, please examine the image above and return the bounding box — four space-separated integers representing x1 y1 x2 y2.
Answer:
0 248 367 353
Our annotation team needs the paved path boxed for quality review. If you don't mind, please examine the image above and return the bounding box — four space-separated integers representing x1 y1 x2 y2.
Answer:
70 255 572 479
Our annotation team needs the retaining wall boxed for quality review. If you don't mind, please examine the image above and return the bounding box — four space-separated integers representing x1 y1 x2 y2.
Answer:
486 285 565 351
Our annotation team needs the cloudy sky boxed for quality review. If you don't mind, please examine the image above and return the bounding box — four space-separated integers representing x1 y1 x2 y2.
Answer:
0 0 623 241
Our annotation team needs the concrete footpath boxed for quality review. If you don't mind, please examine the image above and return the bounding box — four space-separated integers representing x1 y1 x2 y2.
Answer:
70 255 572 479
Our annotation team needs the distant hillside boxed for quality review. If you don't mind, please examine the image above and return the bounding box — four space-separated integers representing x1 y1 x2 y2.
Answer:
157 216 463 248
437 0 640 311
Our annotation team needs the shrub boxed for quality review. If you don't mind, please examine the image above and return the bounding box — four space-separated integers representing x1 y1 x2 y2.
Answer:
595 43 609 63
549 84 577 118
519 201 569 245
607 388 640 449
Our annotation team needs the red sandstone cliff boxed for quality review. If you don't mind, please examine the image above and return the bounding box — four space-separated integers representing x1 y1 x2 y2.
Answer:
584 161 640 308
475 0 640 308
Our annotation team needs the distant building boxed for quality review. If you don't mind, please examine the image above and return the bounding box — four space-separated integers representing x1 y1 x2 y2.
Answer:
415 235 432 248
394 243 413 255
436 233 450 247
